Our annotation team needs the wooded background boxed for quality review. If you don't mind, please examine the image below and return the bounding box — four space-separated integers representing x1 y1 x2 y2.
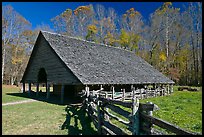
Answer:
2 2 202 86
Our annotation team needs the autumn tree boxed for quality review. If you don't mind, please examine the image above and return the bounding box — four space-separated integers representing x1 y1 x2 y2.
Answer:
2 5 32 85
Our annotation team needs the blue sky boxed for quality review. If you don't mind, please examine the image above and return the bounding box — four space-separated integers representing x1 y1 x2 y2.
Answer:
2 2 189 30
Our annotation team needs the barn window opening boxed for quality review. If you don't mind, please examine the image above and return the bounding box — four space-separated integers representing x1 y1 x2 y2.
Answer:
38 68 47 83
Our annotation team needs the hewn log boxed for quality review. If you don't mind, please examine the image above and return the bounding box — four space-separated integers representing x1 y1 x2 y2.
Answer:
132 86 140 135
103 109 130 127
102 120 128 135
105 104 131 118
99 97 132 108
140 112 196 135
102 126 116 135
97 94 102 135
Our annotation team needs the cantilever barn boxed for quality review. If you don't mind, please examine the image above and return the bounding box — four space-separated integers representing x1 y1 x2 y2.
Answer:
20 31 174 104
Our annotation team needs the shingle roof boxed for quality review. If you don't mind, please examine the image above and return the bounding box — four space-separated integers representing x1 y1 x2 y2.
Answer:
41 31 174 85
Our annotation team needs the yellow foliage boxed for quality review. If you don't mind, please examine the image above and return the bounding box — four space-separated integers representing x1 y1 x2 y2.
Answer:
87 24 97 34
74 6 91 15
159 52 167 62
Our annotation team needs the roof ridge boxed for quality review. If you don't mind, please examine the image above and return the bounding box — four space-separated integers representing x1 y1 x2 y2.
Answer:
40 30 136 55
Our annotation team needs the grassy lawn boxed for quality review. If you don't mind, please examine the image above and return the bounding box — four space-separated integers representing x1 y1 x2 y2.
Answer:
140 86 202 134
2 85 97 135
2 85 28 103
2 85 202 135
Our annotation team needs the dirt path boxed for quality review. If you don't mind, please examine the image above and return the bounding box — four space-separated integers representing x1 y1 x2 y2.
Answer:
2 99 38 106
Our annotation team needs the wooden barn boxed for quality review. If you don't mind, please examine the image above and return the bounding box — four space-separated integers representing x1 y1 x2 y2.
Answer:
20 31 174 104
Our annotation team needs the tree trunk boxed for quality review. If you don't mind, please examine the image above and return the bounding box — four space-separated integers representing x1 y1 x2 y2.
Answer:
2 47 6 84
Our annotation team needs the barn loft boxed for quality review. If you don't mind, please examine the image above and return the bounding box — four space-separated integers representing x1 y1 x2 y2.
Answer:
21 31 174 104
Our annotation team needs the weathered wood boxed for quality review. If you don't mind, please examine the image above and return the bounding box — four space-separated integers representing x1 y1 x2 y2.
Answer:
112 86 115 99
122 89 125 101
97 94 102 135
99 97 132 107
103 109 131 127
132 86 140 135
105 104 131 119
61 84 65 104
139 103 155 112
46 83 50 99
36 83 39 97
22 36 81 85
170 84 173 93
151 128 166 135
140 112 196 135
28 83 31 96
22 83 25 93
102 120 128 135
102 126 116 135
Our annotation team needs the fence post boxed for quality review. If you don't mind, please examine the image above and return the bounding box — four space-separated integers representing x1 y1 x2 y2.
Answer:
132 86 140 135
97 94 102 135
104 92 110 121
146 102 153 134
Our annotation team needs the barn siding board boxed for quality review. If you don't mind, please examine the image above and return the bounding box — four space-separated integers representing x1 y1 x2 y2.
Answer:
22 33 81 85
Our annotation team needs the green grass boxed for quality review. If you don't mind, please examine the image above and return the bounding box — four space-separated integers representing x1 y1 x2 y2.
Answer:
2 85 29 103
107 86 202 134
139 86 202 134
2 85 202 134
2 85 97 135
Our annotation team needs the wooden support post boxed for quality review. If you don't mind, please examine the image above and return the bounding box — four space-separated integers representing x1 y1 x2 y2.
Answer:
28 83 31 96
61 84 65 104
36 83 39 97
97 94 102 135
112 85 115 100
122 88 125 101
104 92 110 121
46 83 50 99
167 84 170 95
140 88 142 99
22 83 25 93
146 102 153 134
132 85 140 135
100 85 103 97
170 84 173 93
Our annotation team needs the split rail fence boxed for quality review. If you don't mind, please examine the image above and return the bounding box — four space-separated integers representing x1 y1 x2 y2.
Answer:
81 87 200 135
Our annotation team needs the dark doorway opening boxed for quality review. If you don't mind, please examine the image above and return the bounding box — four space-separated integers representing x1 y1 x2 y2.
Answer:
38 68 47 83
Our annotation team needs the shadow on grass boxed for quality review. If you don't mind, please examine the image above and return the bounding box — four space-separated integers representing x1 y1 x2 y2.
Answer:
6 91 83 105
61 104 97 135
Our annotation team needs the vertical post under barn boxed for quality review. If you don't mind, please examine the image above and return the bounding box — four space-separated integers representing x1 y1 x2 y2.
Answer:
122 88 125 101
112 85 115 100
22 83 25 93
36 83 39 97
61 84 65 104
46 83 50 99
28 83 31 96
170 84 173 93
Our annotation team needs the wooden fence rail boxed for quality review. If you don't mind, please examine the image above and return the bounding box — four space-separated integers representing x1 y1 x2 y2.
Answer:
82 89 200 135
